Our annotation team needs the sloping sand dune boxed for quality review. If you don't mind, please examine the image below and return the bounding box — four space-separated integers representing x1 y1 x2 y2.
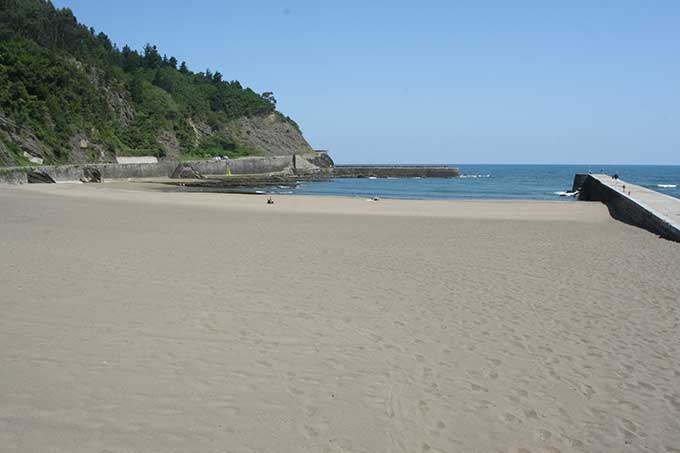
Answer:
1 184 679 452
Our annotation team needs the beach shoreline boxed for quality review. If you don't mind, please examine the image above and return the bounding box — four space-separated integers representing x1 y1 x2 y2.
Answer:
5 181 600 221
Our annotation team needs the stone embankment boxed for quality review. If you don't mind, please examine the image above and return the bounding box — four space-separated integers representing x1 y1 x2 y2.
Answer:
574 173 680 242
0 154 330 184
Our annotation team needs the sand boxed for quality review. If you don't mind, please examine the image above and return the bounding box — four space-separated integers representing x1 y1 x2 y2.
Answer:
1 183 679 453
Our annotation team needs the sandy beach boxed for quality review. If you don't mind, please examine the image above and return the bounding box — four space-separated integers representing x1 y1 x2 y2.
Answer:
1 183 679 453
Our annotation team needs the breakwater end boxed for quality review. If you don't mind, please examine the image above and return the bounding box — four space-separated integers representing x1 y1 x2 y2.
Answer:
573 173 680 242
333 165 460 178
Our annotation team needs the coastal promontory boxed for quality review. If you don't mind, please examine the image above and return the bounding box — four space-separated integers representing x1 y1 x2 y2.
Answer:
0 0 314 167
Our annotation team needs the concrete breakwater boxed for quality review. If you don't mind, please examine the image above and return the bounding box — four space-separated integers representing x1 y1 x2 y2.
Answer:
574 173 680 242
333 165 460 178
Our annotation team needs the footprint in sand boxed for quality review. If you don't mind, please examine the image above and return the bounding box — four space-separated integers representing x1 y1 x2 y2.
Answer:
470 383 488 392
523 409 539 420
535 429 552 442
502 412 522 425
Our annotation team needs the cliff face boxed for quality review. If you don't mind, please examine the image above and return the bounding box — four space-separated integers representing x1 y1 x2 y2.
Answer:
226 113 313 156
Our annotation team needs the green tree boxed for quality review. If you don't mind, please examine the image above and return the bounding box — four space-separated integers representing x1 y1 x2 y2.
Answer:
142 43 161 68
128 74 144 102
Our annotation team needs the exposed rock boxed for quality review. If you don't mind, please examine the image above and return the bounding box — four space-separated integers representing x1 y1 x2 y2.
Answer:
158 129 180 157
226 113 314 156
305 152 334 168
27 170 55 184
293 152 335 176
67 135 110 163
0 114 51 162
23 152 43 164
103 87 135 127
0 136 15 166
171 163 204 179
67 58 135 127
80 167 102 183
187 118 213 140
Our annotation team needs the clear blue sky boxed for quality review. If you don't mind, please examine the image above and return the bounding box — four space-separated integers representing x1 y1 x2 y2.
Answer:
53 0 680 164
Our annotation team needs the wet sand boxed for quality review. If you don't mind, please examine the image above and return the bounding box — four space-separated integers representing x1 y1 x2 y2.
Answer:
1 183 679 452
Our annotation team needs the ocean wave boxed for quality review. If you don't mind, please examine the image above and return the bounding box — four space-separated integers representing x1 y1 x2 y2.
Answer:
553 191 578 197
460 174 491 178
657 184 677 188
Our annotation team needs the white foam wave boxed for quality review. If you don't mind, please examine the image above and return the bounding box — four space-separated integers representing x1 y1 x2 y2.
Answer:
554 191 578 197
460 174 491 179
657 184 677 188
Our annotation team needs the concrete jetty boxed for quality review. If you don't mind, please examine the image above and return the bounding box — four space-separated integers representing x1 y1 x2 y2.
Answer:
574 173 680 242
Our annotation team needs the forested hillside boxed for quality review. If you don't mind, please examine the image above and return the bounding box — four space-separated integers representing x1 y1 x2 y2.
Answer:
0 0 312 166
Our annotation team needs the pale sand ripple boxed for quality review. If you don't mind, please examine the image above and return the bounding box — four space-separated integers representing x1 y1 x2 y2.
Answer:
1 183 679 452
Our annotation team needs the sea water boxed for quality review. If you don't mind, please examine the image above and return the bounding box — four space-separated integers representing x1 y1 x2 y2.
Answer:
266 164 680 201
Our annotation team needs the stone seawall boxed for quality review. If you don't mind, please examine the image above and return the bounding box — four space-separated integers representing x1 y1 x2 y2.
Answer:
574 174 680 242
0 155 302 184
0 161 178 184
333 166 460 178
185 156 297 176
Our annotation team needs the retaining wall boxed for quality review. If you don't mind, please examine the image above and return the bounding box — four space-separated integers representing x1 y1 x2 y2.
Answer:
0 155 299 184
187 156 295 176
